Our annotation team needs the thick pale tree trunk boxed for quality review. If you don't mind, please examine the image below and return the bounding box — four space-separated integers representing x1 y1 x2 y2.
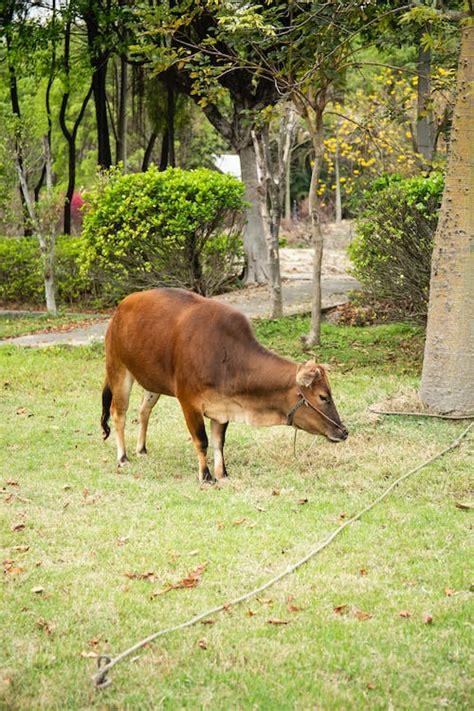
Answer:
420 26 474 415
239 143 269 284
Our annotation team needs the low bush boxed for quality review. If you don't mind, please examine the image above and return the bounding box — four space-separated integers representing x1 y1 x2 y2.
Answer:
0 236 95 306
349 172 444 320
80 166 246 302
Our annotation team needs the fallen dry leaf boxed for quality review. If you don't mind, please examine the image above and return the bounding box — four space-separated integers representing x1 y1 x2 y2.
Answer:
399 610 411 618
354 609 372 621
12 545 29 553
80 650 99 659
31 586 45 594
338 511 346 521
267 618 289 625
455 501 473 510
333 604 348 615
367 682 376 690
246 609 257 617
87 637 101 648
125 571 156 581
297 498 308 505
4 561 24 575
198 639 207 650
359 568 368 577
257 597 273 606
216 521 225 530
16 407 27 416
201 619 216 625
444 587 456 597
6 480 19 487
11 522 26 532
153 564 207 595
287 604 303 613
271 489 280 496
287 594 295 602
233 517 247 526
36 618 54 635
423 613 433 625
255 505 266 512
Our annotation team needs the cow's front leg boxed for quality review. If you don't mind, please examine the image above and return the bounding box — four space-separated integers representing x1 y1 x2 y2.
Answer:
211 420 229 480
180 403 214 483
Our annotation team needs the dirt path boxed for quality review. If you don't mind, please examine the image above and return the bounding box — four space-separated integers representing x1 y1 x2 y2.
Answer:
1 222 358 347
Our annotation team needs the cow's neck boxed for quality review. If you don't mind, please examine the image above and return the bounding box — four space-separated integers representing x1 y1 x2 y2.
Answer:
203 348 298 427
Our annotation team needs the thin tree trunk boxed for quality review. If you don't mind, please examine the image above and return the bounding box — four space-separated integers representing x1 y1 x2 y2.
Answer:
285 153 292 222
334 118 342 223
142 130 157 171
166 81 175 167
239 143 269 284
84 6 112 169
116 53 128 169
253 129 282 318
159 129 169 170
420 25 474 414
416 37 434 168
303 107 325 346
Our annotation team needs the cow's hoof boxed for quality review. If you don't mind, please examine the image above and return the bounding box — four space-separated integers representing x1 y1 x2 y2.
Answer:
118 455 130 467
200 468 216 485
136 446 148 456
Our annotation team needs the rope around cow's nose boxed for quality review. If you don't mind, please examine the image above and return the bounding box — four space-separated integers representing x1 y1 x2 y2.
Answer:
92 421 473 689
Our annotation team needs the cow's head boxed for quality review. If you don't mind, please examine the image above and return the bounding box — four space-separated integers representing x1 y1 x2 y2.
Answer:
290 360 348 442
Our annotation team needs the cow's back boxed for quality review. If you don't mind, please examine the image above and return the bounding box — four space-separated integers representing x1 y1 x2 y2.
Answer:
105 288 258 397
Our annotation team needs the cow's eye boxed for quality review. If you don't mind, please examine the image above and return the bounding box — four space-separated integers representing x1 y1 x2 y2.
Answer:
319 394 329 402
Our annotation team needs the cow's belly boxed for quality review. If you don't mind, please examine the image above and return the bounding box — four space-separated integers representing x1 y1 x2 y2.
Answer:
202 396 282 427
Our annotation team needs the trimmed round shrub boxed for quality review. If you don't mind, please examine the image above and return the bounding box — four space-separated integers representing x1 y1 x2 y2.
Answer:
349 172 444 319
80 166 246 302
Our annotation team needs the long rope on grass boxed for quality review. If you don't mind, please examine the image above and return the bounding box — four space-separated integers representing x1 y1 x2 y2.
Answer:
368 407 474 420
93 421 473 689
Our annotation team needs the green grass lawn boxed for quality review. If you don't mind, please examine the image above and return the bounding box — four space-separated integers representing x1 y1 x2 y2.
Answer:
1 320 472 710
0 312 107 340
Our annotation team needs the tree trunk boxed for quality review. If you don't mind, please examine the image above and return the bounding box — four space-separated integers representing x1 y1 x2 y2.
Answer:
420 25 474 415
252 130 282 318
142 130 157 171
334 118 342 223
166 81 176 167
416 38 434 168
239 143 269 284
116 53 128 169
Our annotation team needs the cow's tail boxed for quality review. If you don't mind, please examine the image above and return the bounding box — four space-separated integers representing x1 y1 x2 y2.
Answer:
101 381 113 440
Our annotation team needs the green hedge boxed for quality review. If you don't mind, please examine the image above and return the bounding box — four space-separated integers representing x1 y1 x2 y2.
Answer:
349 172 444 319
0 236 95 306
80 166 246 301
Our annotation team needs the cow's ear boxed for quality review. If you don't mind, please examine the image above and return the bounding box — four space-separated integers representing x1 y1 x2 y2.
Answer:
296 360 322 387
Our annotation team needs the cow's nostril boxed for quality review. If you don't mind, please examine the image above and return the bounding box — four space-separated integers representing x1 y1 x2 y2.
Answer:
342 428 349 440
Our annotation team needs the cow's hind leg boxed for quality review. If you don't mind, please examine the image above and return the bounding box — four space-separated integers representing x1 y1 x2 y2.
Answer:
180 402 214 483
136 391 160 455
211 420 229 480
110 368 134 466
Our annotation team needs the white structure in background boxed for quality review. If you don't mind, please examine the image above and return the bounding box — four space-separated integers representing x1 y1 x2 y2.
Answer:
214 154 241 180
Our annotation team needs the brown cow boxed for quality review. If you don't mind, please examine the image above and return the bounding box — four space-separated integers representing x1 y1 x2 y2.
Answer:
101 288 348 481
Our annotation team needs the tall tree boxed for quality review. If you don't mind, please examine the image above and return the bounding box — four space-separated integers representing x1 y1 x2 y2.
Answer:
420 22 474 415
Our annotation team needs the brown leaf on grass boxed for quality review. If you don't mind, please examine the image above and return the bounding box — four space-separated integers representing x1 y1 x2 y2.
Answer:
399 610 411 618
216 521 225 529
246 609 257 617
359 568 368 577
117 536 129 547
287 594 295 602
297 498 308 505
256 597 273 606
233 517 247 526
12 545 29 553
36 618 54 634
4 494 14 504
423 613 433 624
11 522 25 532
16 407 27 416
80 650 99 659
6 480 19 487
455 501 473 510
333 604 348 615
125 571 156 581
367 682 376 690
31 586 45 594
267 618 289 625
198 639 207 650
87 637 101 648
354 609 372 621
338 511 346 522
255 505 266 512
287 604 303 613
153 564 207 596
3 561 24 575
271 489 280 496
444 587 456 597
201 619 216 625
